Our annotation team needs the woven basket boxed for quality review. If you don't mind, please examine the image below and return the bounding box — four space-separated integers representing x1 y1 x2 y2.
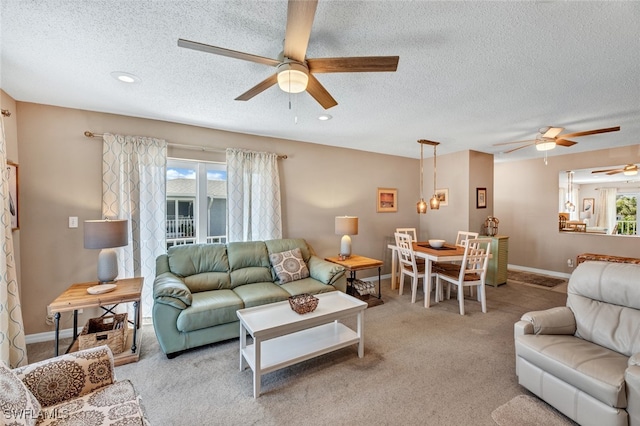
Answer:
288 293 319 314
79 313 128 354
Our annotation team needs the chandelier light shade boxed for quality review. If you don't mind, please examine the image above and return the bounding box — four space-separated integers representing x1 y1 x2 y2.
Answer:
335 216 358 257
536 139 557 151
416 140 427 214
417 139 441 211
277 62 309 93
84 219 129 284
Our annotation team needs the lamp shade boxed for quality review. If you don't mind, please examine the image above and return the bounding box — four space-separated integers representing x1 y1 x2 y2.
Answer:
335 216 358 236
84 220 129 249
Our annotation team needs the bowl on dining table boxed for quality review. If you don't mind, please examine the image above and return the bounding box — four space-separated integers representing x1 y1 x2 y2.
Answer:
428 239 445 248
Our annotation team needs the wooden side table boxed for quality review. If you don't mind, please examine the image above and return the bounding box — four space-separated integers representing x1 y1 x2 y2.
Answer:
325 255 383 300
48 277 143 366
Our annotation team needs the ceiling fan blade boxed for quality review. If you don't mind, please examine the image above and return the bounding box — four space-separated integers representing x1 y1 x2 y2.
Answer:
283 0 318 63
503 143 535 154
492 139 536 147
235 74 278 101
542 127 564 138
178 39 280 67
559 126 621 139
606 170 623 175
306 74 337 109
308 56 399 73
591 168 621 174
555 139 577 147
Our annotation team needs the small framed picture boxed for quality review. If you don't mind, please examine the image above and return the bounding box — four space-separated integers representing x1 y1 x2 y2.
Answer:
583 198 594 213
6 162 18 229
377 187 398 213
435 188 448 206
476 187 487 209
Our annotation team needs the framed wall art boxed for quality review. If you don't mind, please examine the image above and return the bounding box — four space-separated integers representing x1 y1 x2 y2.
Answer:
6 161 18 229
435 188 448 206
377 187 397 212
583 198 594 213
476 187 487 209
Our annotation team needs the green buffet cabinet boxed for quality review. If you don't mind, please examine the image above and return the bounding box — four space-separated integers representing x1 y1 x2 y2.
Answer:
484 235 508 287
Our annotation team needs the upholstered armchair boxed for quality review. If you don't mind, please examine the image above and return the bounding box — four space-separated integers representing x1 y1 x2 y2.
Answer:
0 345 148 425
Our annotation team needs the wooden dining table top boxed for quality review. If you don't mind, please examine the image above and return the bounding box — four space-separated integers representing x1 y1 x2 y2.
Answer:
412 242 466 259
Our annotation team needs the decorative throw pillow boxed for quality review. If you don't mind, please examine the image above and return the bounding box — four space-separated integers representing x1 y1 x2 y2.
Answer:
0 361 41 426
269 248 310 284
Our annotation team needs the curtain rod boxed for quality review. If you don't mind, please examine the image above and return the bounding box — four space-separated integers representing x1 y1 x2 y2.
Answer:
83 131 287 159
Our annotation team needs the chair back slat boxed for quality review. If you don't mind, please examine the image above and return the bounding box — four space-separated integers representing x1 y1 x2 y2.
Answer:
394 232 418 271
396 227 418 242
455 230 480 248
459 238 492 281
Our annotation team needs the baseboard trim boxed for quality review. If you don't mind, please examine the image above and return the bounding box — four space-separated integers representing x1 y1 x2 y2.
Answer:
507 264 571 279
25 327 82 345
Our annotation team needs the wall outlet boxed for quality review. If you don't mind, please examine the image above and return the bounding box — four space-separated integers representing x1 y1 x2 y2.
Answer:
69 216 78 228
567 259 574 268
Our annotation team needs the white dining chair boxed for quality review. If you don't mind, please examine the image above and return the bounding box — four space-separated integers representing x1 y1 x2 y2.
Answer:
432 230 480 299
435 238 492 315
395 227 418 242
395 232 431 305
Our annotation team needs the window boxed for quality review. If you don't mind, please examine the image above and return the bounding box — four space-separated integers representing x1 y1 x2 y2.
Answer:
616 193 638 235
166 159 227 248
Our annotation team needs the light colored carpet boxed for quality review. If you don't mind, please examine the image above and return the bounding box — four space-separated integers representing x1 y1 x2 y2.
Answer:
28 279 569 425
492 394 577 426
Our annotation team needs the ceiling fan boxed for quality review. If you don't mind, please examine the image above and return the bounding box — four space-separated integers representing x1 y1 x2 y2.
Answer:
493 125 621 154
592 164 639 176
178 0 399 110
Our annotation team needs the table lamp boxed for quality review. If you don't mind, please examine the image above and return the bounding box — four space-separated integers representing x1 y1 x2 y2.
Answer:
84 219 129 284
335 216 358 258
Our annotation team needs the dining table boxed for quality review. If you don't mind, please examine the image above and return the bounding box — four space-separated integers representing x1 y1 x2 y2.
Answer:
387 241 467 308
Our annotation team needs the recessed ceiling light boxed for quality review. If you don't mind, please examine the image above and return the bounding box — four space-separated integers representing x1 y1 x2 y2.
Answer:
110 71 141 83
318 114 332 121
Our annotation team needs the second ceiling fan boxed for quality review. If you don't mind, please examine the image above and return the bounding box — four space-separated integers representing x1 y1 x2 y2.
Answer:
178 0 399 109
494 125 621 154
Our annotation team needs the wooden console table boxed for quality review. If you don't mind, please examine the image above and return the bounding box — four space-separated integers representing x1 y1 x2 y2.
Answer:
48 277 143 366
325 255 383 300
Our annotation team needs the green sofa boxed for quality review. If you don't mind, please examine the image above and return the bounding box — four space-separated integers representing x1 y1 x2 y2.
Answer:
152 238 346 358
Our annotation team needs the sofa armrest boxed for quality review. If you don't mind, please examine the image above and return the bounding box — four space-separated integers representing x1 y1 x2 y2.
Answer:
307 255 346 285
626 355 640 426
153 272 192 309
13 346 115 408
518 306 576 335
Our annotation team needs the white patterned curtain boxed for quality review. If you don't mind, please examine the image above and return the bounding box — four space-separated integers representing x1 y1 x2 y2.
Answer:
0 117 27 367
226 148 282 242
102 134 167 318
595 188 617 234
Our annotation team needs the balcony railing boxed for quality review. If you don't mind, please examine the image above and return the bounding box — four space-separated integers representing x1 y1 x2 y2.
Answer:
166 234 227 248
616 220 637 235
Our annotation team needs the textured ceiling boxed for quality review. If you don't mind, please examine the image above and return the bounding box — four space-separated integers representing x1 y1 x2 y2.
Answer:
1 1 639 161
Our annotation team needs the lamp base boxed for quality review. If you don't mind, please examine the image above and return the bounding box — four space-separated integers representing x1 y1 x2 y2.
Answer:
340 235 352 258
97 248 119 284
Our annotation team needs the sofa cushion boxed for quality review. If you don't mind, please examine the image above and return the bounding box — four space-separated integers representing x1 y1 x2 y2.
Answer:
269 248 310 284
264 238 311 262
279 277 337 296
0 362 41 426
227 241 271 270
184 271 231 292
177 290 244 332
38 380 146 425
167 244 229 287
516 334 628 407
568 261 640 356
233 282 290 308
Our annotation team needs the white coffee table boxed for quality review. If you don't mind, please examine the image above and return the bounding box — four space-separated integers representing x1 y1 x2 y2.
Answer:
236 291 367 397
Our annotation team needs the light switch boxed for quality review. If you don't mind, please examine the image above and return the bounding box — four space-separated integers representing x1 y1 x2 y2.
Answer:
69 216 78 228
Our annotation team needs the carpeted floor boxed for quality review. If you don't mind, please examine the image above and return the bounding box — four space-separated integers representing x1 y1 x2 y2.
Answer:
508 270 567 288
492 395 578 426
27 278 569 425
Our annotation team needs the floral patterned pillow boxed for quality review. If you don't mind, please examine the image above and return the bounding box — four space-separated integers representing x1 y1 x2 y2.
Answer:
269 248 310 284
0 361 41 426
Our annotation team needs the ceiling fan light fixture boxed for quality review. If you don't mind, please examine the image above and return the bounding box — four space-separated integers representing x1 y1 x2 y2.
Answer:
623 165 638 176
536 140 556 151
277 62 309 93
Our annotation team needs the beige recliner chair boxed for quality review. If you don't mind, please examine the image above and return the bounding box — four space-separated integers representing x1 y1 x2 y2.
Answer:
514 261 640 426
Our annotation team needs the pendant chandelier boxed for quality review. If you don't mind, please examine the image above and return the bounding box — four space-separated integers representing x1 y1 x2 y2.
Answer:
565 170 575 212
416 139 441 213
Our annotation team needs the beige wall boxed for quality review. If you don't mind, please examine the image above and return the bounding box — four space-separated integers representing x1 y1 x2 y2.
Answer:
495 146 640 273
15 102 419 335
